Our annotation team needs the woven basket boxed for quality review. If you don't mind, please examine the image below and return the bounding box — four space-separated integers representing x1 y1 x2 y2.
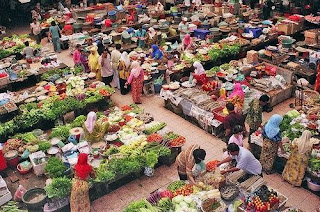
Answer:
302 90 320 107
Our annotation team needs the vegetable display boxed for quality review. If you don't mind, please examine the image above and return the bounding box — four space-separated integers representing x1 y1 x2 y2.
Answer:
167 181 186 192
44 157 67 178
44 177 72 198
1 201 27 212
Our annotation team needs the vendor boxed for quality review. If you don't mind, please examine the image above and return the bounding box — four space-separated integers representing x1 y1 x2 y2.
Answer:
83 111 109 142
228 83 245 114
135 27 147 49
178 17 189 40
150 44 163 60
181 34 192 51
223 103 245 142
260 114 285 174
30 19 42 44
282 130 317 187
217 143 262 176
193 61 205 75
22 41 34 59
246 94 270 143
70 153 93 212
176 144 206 185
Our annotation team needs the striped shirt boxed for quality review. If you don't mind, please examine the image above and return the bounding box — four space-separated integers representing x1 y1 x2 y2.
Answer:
176 144 199 176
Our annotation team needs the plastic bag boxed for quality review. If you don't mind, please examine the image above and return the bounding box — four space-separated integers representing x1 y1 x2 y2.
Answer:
14 185 27 202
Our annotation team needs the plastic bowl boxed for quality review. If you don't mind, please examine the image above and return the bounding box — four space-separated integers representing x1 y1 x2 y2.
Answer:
307 178 320 191
17 163 32 175
22 188 47 210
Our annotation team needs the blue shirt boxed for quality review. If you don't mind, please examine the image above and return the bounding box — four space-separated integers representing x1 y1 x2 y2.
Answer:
49 25 60 39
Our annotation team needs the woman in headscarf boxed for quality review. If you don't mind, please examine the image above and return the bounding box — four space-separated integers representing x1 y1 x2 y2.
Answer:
181 34 192 51
135 27 147 48
193 61 207 85
88 46 101 81
282 130 316 186
126 61 144 104
83 112 109 142
80 48 89 73
228 83 245 114
146 27 158 48
260 114 285 174
70 153 93 212
118 51 131 95
150 44 163 60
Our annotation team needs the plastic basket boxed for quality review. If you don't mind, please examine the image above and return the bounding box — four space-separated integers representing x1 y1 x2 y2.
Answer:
213 107 227 122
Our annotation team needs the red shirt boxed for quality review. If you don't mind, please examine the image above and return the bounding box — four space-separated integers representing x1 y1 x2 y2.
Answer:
73 49 81 64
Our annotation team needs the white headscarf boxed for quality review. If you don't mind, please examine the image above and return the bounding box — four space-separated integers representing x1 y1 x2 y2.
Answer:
84 111 97 133
121 51 131 68
148 27 156 39
293 130 313 154
193 61 205 75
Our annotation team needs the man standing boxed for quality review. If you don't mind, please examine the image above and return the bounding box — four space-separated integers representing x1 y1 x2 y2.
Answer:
178 17 189 40
217 143 262 176
246 94 270 143
111 44 122 89
223 102 245 142
30 19 42 44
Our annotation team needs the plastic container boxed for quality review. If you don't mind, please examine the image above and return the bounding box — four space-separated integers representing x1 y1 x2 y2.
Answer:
17 163 32 175
213 107 227 122
307 178 320 191
244 27 262 38
0 189 12 206
108 10 117 21
194 29 210 40
22 188 47 210
154 84 162 93
4 150 19 168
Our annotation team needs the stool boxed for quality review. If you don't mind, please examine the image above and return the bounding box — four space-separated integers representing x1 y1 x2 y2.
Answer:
143 81 155 96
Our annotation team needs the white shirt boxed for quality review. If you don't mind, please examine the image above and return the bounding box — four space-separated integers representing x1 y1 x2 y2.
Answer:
178 22 189 37
232 147 262 175
30 22 41 35
99 55 113 77
184 0 191 7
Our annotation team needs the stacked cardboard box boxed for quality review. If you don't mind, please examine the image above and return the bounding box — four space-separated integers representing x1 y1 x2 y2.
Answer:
247 50 259 64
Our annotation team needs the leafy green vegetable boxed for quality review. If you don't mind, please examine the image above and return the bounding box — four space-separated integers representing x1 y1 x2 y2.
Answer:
145 151 158 168
45 157 67 178
70 115 86 128
12 132 38 144
167 181 186 192
1 201 27 212
124 200 157 212
94 162 115 182
38 141 51 151
157 198 173 211
44 177 72 198
50 125 71 140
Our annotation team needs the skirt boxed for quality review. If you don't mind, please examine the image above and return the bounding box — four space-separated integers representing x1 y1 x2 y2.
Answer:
259 138 278 172
70 178 90 212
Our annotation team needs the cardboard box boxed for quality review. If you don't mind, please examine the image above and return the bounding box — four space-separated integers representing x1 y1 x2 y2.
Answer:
305 29 319 39
305 37 317 45
291 21 304 34
277 23 293 35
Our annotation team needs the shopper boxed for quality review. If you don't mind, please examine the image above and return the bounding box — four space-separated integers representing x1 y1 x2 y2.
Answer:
176 144 206 185
150 44 163 60
223 102 245 142
178 17 189 40
73 44 81 66
218 143 262 176
228 83 245 113
80 49 89 73
70 153 93 212
135 27 147 48
22 41 34 59
282 130 316 186
181 34 192 51
96 37 104 55
99 48 113 86
246 94 270 143
111 44 122 89
88 46 101 81
260 114 285 174
30 19 42 44
126 61 144 104
49 21 61 53
118 51 131 95
146 27 157 48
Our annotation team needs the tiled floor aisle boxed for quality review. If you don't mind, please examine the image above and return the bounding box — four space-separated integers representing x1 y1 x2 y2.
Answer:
48 41 319 211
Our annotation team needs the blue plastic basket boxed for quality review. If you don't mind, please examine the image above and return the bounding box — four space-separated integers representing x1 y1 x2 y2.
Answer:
244 27 262 38
108 10 117 21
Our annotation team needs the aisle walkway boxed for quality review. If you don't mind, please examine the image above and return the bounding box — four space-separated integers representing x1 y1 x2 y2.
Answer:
51 45 320 212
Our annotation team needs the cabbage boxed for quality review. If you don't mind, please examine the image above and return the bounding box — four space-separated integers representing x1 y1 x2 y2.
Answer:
184 196 193 204
172 195 183 203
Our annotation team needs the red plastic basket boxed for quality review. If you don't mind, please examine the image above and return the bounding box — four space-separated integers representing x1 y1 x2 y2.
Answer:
213 107 227 122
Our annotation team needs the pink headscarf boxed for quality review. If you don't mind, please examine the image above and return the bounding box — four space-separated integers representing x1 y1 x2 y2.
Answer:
84 111 97 133
183 34 192 47
229 83 245 100
131 61 143 78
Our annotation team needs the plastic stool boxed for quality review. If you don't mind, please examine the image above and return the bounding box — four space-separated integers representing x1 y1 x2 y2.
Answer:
143 81 155 96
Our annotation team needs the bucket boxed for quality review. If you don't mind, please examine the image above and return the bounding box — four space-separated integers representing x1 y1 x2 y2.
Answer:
108 10 117 21
282 38 294 48
4 150 19 167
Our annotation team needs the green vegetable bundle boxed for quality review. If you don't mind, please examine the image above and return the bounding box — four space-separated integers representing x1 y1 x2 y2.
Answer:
45 177 72 198
45 157 67 178
144 123 167 135
167 181 186 192
1 201 27 212
124 200 160 212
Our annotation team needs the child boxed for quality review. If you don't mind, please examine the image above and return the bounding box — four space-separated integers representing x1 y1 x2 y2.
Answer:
228 125 244 147
80 49 89 73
